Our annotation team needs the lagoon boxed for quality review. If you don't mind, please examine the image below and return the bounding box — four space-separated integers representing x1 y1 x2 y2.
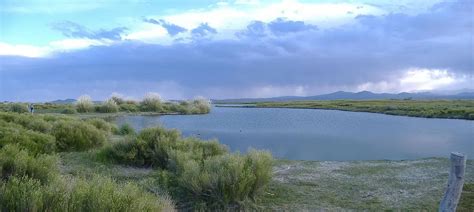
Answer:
115 106 474 160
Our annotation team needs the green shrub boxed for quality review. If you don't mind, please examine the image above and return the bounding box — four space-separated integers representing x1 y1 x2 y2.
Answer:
0 145 59 184
0 176 44 211
111 96 125 105
86 118 114 133
75 95 94 113
118 123 135 135
10 103 29 113
0 126 56 154
12 115 52 133
140 93 163 112
61 107 77 114
119 103 139 112
101 126 270 210
191 98 211 114
52 120 106 151
174 150 272 209
0 175 175 212
97 98 119 113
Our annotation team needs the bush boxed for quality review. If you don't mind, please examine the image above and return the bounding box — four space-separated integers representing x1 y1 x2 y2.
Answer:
140 93 163 112
0 145 59 184
118 123 135 135
175 150 273 209
0 126 56 154
86 118 114 133
61 107 77 114
12 115 52 133
97 98 119 113
10 103 29 113
111 96 125 105
52 120 106 151
0 176 175 211
75 95 94 113
101 126 271 209
191 98 211 114
119 103 139 112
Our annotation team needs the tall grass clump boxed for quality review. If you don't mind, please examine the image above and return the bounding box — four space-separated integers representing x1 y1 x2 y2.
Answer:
0 125 56 154
191 97 211 114
61 107 77 114
52 120 106 151
0 175 175 211
101 127 272 209
75 95 94 113
97 98 119 113
117 123 135 135
0 145 58 184
10 103 29 113
140 92 163 112
86 118 115 134
174 150 273 209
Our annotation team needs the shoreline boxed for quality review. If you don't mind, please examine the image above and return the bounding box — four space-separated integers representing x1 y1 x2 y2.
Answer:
215 104 474 121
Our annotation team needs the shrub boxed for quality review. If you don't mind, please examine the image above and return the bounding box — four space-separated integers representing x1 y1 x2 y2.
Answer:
174 150 272 209
101 126 270 210
12 115 52 133
61 107 77 114
191 98 211 114
0 176 175 212
0 126 56 154
119 103 139 112
118 123 135 135
0 145 59 184
140 93 163 112
52 120 106 151
97 98 119 113
86 118 114 133
75 95 94 113
10 103 29 113
111 96 125 105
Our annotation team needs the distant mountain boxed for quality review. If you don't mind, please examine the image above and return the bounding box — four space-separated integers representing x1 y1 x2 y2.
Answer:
49 99 76 104
213 91 474 103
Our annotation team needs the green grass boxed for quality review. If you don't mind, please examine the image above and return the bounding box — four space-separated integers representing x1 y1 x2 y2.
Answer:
229 100 474 120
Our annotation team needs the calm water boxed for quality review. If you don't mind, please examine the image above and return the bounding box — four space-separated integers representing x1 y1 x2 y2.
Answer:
115 106 474 161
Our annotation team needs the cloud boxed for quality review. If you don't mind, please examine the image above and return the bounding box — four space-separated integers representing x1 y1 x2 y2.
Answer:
356 68 470 93
143 18 187 36
51 21 127 40
267 18 318 35
1 0 472 101
237 17 318 38
191 23 218 37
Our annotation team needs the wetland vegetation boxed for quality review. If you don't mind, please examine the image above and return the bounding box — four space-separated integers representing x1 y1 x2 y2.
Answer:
0 99 473 210
222 99 474 120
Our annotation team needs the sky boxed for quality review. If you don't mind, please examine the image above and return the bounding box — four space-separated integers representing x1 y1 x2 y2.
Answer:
0 0 473 101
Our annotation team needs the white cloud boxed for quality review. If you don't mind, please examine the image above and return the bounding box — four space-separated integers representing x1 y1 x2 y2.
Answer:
0 39 114 58
356 68 471 93
0 42 49 58
129 1 385 43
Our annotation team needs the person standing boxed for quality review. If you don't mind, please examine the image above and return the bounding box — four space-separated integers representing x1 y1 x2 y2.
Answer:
29 104 34 114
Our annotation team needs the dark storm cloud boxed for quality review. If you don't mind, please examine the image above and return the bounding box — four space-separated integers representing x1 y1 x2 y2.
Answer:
143 18 187 36
1 0 472 101
51 21 127 40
